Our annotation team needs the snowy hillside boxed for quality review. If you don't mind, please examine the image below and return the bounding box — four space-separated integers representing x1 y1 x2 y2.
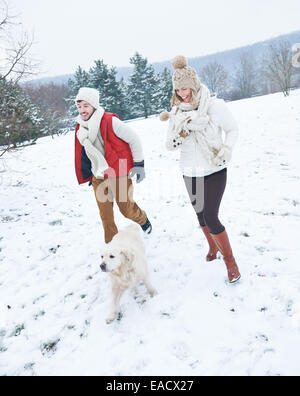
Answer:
0 90 300 376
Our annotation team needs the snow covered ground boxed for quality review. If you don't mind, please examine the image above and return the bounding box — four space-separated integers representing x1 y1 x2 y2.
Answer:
0 90 300 376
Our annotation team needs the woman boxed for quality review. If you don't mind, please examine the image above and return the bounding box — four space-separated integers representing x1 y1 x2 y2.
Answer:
160 56 241 284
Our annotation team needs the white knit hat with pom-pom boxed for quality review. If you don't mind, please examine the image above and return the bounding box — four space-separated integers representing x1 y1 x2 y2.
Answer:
171 55 201 92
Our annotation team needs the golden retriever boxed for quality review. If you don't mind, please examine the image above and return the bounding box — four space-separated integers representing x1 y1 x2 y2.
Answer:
100 224 157 324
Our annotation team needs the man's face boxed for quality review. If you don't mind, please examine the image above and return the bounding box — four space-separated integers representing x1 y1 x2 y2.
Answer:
77 100 95 121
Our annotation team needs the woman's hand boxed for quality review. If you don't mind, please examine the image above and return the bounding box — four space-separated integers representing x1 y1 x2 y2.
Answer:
179 130 189 138
214 145 232 167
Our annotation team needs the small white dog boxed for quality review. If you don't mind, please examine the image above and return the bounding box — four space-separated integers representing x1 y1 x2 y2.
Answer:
100 224 157 324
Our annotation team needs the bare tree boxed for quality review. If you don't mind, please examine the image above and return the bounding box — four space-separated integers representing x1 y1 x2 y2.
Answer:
0 0 39 82
0 1 43 157
24 83 69 116
200 61 228 96
261 41 294 97
231 51 257 99
0 0 9 30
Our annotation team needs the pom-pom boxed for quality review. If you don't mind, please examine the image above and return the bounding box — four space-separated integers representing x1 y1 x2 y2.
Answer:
160 111 170 121
171 55 187 70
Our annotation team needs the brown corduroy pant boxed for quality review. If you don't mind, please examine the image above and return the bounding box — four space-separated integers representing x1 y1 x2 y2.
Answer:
92 176 147 243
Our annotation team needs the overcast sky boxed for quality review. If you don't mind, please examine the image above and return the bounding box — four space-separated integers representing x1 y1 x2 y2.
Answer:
8 0 300 77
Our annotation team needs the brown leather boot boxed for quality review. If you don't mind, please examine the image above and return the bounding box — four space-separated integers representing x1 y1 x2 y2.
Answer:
212 229 241 283
201 226 219 262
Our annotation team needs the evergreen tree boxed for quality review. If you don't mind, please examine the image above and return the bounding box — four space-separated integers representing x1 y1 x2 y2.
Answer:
117 77 132 120
145 64 160 116
89 60 109 99
67 66 91 116
157 67 173 112
89 60 128 118
0 76 48 148
104 67 128 119
128 53 159 119
69 66 91 92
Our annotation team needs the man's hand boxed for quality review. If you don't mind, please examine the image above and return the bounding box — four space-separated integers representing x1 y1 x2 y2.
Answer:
129 160 145 183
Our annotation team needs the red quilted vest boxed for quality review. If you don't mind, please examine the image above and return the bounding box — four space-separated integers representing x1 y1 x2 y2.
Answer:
75 112 134 184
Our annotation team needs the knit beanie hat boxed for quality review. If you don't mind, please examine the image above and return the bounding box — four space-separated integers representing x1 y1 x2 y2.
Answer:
172 56 201 92
75 87 100 109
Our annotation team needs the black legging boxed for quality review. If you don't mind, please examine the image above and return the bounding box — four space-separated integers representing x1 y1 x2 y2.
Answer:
183 168 227 235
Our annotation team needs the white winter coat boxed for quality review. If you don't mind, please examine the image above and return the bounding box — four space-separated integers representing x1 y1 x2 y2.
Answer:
166 97 239 177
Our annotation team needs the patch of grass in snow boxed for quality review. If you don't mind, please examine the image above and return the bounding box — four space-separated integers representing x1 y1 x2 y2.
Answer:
190 360 200 369
48 220 63 226
241 232 250 237
160 312 172 319
12 324 25 337
79 320 91 339
67 325 76 330
41 339 60 356
256 334 269 343
24 362 35 371
256 246 267 253
12 181 25 188
0 345 7 353
1 215 17 223
259 307 268 313
286 300 294 317
33 294 47 305
263 211 275 216
33 311 45 320
49 245 61 254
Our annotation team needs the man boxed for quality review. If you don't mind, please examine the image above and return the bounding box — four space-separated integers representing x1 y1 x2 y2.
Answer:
74 87 152 243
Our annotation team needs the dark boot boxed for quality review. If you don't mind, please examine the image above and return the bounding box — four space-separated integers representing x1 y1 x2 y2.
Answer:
201 226 219 262
141 217 152 235
212 229 241 283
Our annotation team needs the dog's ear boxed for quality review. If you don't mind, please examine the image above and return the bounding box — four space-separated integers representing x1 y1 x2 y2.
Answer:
120 249 134 268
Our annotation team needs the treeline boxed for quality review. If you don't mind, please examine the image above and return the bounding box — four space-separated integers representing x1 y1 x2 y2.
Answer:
1 43 300 152
0 77 72 151
66 52 173 120
203 41 300 100
65 41 300 121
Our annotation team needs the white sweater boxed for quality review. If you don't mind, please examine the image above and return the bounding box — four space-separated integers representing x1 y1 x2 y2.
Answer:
166 97 239 177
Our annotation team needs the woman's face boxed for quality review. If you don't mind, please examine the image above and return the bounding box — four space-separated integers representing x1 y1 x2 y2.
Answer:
176 88 192 103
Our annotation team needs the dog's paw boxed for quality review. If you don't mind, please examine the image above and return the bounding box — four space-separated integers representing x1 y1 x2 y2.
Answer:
106 313 117 324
